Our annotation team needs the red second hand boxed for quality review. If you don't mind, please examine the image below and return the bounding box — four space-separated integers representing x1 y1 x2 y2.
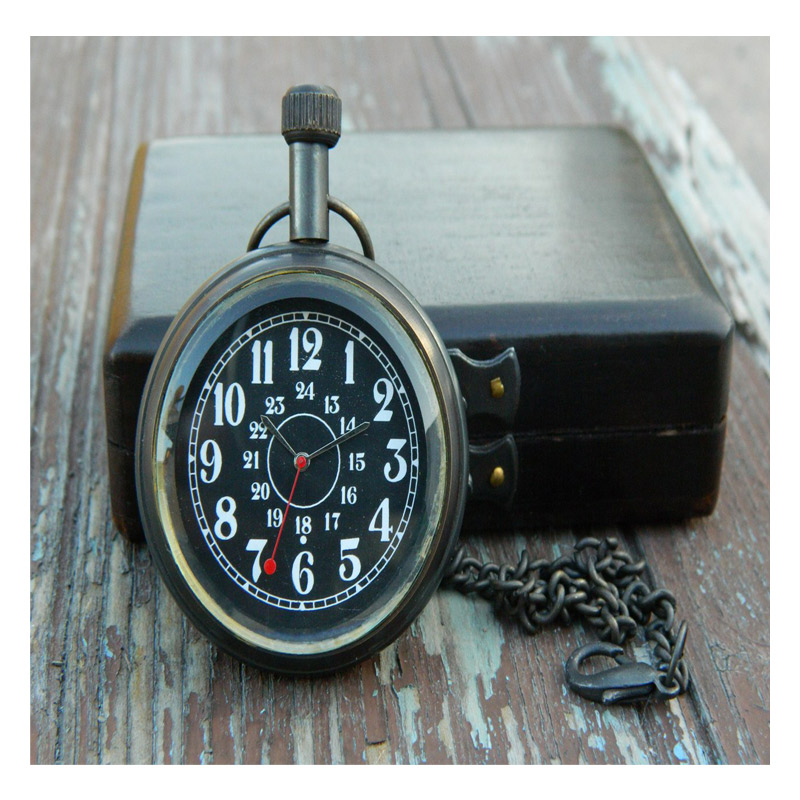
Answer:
264 454 306 576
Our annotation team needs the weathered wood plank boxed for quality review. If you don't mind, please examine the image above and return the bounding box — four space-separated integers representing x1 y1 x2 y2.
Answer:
30 36 769 764
633 343 769 764
31 36 121 765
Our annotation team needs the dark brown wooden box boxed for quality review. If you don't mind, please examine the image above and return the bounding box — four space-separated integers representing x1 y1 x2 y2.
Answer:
104 128 733 540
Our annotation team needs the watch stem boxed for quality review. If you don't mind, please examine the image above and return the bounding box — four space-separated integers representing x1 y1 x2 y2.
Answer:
282 85 342 245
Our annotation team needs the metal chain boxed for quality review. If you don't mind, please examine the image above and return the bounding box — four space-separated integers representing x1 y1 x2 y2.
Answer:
442 536 689 704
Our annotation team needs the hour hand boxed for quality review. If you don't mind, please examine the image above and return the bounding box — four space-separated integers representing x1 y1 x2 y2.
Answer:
261 414 298 458
307 421 370 462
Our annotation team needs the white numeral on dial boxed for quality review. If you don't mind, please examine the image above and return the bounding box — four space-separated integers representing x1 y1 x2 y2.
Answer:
295 381 315 400
295 516 312 535
384 439 407 482
213 382 245 426
265 508 284 527
291 551 315 595
340 485 358 505
344 340 355 384
368 497 393 542
251 340 273 384
373 378 394 421
249 420 269 439
325 512 340 531
243 450 260 469
250 482 271 500
199 439 221 483
263 396 285 415
324 395 340 414
289 327 323 371
214 496 238 540
339 538 361 581
246 539 268 582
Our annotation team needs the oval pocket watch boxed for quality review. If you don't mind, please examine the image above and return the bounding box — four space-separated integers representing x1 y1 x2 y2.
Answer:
136 85 470 674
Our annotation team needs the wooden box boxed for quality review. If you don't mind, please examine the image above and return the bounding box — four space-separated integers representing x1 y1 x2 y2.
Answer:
104 128 733 540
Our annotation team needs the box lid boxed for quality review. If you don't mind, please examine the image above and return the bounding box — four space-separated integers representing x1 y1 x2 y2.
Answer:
107 128 732 447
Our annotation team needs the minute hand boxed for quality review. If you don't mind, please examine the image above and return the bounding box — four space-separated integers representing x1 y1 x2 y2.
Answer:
307 421 370 462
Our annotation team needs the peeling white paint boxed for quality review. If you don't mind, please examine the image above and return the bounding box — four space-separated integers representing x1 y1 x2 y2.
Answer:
587 733 606 752
591 36 770 373
500 705 527 763
565 703 588 738
376 639 400 686
668 697 711 764
436 698 457 762
328 697 345 764
290 696 315 764
394 685 421 761
437 581 505 700
601 709 650 763
432 584 506 752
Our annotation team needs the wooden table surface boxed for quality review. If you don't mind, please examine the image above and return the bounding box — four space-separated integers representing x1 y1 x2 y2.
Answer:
30 37 769 765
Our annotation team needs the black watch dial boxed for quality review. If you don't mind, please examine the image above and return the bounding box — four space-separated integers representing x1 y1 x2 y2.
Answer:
176 298 427 640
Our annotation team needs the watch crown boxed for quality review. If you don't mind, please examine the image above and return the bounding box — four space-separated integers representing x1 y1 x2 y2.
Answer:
282 84 342 148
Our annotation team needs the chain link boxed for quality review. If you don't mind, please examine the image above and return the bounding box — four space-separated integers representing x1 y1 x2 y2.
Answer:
442 536 689 702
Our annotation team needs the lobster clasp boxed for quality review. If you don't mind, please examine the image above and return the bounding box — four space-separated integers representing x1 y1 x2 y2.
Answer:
565 642 662 705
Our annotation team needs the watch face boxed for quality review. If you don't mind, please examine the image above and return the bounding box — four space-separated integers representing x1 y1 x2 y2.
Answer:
178 299 428 636
137 247 467 673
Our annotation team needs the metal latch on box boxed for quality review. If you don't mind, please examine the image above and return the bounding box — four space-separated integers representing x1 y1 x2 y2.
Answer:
448 348 520 510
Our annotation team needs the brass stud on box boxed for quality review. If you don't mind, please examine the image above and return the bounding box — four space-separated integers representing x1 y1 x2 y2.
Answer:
490 377 505 399
489 466 505 488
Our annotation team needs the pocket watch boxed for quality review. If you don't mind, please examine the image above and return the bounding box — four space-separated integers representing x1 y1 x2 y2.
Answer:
136 85 469 674
136 85 691 704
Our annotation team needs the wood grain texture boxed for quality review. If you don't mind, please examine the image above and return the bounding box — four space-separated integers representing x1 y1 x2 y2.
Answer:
30 36 769 764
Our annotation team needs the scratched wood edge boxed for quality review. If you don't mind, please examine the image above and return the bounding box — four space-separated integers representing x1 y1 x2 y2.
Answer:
30 36 769 765
591 36 770 374
31 37 119 765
